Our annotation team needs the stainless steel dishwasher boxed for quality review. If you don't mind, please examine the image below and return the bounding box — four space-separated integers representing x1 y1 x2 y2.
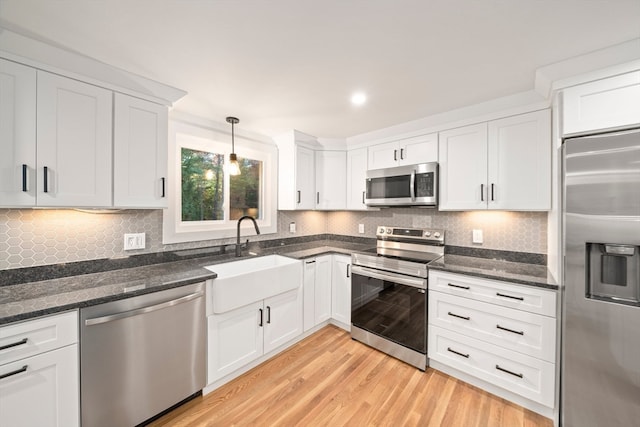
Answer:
80 282 206 427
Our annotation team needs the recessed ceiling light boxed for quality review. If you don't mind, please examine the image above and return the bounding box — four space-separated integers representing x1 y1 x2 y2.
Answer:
351 92 367 106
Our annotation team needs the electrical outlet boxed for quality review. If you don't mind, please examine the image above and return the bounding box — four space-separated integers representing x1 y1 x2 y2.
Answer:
289 222 296 233
358 224 365 234
472 229 483 244
124 233 146 250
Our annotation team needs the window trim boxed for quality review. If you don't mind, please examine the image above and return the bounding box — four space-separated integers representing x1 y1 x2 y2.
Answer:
163 118 278 244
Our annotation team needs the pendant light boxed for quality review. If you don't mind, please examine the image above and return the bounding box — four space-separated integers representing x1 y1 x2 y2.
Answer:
226 116 241 176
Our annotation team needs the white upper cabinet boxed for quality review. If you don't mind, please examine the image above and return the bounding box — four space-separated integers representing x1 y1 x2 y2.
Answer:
315 150 346 210
113 93 168 208
487 110 551 210
275 131 316 210
0 59 36 207
346 147 368 210
367 133 438 170
439 123 488 210
562 70 640 135
439 110 551 211
36 71 113 207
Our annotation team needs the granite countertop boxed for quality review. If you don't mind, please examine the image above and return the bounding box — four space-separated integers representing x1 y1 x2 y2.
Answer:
0 239 374 325
427 254 558 290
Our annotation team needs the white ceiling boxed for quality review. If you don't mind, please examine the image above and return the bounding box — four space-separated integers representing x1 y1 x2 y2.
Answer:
1 0 639 139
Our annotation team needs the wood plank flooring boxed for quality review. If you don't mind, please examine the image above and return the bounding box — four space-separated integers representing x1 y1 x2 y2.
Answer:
149 325 553 427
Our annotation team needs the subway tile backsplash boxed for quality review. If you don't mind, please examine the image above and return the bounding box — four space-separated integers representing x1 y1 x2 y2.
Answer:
0 208 546 270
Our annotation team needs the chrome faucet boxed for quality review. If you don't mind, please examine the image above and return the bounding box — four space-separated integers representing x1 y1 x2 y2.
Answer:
236 215 260 257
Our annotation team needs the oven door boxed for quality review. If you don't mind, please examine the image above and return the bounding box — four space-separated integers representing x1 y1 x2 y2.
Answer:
351 265 427 353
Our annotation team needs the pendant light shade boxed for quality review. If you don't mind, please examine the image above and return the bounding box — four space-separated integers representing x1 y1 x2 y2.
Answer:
226 116 241 176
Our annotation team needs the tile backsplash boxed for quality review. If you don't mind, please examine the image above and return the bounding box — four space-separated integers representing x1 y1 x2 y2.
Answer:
0 208 546 270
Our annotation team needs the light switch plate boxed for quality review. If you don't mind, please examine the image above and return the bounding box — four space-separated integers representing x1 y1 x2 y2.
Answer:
124 233 145 250
358 224 365 234
472 229 483 244
289 222 296 233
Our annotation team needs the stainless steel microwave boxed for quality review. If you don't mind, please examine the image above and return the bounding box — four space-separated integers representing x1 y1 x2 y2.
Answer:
365 162 438 207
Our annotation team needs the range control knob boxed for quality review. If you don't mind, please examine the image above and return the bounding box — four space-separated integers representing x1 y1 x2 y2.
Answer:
433 232 441 238
424 231 431 237
386 228 392 234
378 227 385 234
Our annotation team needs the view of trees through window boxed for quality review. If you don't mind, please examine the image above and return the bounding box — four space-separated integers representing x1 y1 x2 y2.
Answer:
181 147 261 222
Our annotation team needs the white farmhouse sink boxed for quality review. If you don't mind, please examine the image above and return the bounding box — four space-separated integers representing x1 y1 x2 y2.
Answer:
205 255 302 314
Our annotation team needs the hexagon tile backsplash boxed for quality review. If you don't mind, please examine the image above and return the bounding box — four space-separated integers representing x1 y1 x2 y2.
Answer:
0 208 546 270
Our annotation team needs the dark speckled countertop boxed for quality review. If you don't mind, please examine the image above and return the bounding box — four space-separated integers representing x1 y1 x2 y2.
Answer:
0 237 374 325
427 254 558 290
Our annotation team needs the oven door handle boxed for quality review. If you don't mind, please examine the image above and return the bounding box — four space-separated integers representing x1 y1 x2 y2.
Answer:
351 265 427 290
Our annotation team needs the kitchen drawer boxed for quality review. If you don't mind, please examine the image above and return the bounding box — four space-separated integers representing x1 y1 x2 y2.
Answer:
428 325 554 408
429 290 556 362
429 271 556 317
0 311 78 365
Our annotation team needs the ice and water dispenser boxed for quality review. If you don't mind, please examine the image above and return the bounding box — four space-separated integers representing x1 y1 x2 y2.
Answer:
587 243 640 305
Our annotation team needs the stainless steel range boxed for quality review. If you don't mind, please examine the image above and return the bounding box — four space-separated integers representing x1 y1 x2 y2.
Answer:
351 226 444 370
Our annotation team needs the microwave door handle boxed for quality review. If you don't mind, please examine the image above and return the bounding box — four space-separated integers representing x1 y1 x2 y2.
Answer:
410 169 416 201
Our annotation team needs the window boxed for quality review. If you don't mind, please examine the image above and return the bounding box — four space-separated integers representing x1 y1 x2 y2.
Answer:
163 119 277 244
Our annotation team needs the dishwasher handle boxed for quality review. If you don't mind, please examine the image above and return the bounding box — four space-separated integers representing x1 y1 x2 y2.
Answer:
85 291 204 326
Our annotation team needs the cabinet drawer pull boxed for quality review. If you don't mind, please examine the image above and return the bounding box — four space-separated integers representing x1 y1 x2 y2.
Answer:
0 365 28 380
447 347 469 358
496 324 524 335
43 166 49 193
0 338 28 352
266 306 271 324
447 311 470 321
161 177 166 198
496 292 524 301
297 190 301 204
22 164 28 192
258 308 263 327
305 260 316 264
447 283 470 290
496 364 523 378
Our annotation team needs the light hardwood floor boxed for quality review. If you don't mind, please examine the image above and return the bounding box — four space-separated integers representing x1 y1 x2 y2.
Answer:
150 325 553 427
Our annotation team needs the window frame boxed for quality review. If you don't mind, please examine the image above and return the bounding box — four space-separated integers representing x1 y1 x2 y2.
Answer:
163 118 278 244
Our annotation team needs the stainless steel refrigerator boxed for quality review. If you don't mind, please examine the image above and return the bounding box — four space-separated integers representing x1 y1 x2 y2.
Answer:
562 128 640 426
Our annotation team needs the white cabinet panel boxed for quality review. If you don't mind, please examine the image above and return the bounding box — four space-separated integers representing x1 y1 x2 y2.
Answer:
368 133 438 170
429 270 557 317
113 93 168 208
563 71 640 135
295 145 315 210
263 289 303 354
36 71 112 207
0 59 36 206
429 291 556 362
487 110 551 210
438 110 551 211
438 123 488 210
315 150 346 210
207 301 264 383
314 255 332 325
303 259 316 332
331 255 351 329
0 344 79 427
346 147 368 210
429 325 555 408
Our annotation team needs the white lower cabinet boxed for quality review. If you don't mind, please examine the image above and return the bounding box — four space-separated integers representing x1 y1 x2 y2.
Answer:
0 311 79 427
428 270 557 409
331 255 351 328
207 287 302 384
303 255 332 331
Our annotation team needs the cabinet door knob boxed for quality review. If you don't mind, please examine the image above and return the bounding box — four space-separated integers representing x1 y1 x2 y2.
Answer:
400 148 404 160
393 149 397 161
491 183 495 201
258 308 263 327
480 183 484 202
161 177 166 198
297 190 301 204
43 166 49 193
